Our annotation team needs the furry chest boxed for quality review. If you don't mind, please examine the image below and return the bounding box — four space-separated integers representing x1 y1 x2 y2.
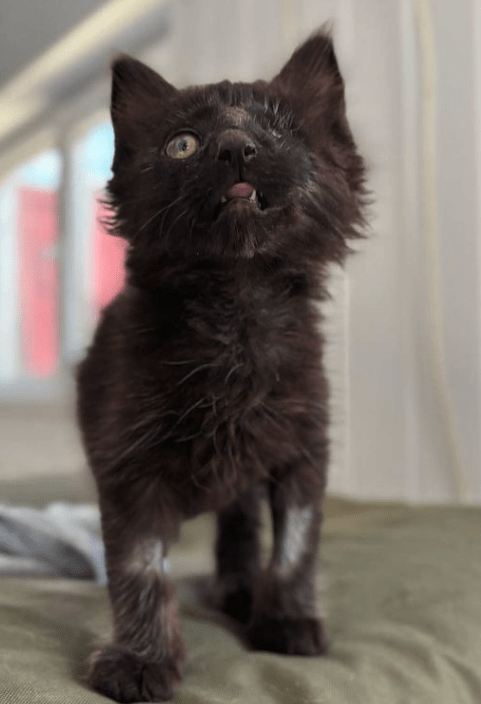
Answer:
155 353 317 512
162 392 302 513
132 288 323 507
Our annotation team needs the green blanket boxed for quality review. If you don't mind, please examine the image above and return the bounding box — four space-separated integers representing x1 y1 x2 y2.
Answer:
1 476 481 703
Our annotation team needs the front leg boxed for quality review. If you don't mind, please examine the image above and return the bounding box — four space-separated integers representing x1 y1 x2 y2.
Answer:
248 472 327 655
88 502 185 703
212 484 262 623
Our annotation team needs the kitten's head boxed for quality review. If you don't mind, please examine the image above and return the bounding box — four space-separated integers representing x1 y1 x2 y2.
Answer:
107 31 366 280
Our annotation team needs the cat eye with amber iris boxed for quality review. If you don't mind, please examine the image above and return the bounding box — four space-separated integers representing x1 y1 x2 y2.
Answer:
165 132 200 160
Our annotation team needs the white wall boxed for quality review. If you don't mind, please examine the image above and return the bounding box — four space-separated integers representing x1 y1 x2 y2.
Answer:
430 0 481 501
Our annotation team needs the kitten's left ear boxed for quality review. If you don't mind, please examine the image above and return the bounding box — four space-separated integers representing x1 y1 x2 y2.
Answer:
271 30 347 144
110 55 177 163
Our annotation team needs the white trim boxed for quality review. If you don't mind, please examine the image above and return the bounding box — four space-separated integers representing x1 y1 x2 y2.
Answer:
426 0 481 502
323 267 351 496
475 0 481 500
0 183 21 381
399 0 422 501
58 110 112 370
0 129 58 184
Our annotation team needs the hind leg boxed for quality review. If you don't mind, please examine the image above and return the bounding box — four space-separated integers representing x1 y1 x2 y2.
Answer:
213 484 262 623
248 469 327 655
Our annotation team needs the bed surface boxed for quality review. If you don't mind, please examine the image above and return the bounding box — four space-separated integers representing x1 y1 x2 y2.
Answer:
1 474 481 703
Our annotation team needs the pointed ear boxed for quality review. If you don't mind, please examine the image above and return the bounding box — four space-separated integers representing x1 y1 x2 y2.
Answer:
110 55 177 161
271 30 346 143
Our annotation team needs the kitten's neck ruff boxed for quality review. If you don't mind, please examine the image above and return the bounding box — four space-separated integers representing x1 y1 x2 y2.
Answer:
125 248 323 305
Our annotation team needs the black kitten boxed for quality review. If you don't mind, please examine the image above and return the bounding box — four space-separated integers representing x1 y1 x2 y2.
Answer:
77 30 366 703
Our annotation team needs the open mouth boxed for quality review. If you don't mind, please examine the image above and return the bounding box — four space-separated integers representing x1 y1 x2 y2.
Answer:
219 182 268 211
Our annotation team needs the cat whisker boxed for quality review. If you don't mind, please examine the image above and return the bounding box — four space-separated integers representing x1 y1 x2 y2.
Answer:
176 363 219 387
138 194 186 234
174 397 208 426
125 412 166 434
173 431 203 443
158 194 187 233
189 472 210 491
107 426 162 468
209 424 221 458
164 206 190 240
161 359 198 366
224 362 244 383
137 208 166 234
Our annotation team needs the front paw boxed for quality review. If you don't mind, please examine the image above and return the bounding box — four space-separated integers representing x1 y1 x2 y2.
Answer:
248 616 328 655
88 645 182 703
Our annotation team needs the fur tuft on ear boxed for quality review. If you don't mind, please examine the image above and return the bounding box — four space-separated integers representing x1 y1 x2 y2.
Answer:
275 29 341 88
271 30 346 143
110 55 177 163
271 29 366 205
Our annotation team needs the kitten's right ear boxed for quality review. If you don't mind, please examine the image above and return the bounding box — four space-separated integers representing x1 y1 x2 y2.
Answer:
270 30 346 151
110 55 177 159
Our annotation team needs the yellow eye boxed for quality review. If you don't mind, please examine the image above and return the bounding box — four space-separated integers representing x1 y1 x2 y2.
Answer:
165 133 200 159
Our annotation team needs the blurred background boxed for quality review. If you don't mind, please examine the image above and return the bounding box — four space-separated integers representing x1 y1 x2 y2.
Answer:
0 0 480 504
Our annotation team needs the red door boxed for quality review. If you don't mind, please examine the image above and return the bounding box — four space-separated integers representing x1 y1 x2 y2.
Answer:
18 191 125 378
18 187 58 377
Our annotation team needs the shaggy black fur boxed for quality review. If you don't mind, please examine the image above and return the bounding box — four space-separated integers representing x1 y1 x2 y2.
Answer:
77 30 366 703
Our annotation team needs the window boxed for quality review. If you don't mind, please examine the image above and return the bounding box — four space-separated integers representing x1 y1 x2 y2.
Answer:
72 122 125 321
0 150 61 382
0 122 126 392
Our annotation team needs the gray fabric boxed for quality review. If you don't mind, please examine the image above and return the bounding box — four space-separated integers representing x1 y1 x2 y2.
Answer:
0 503 106 582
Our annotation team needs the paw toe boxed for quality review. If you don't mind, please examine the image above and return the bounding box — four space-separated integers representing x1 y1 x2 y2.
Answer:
248 617 327 656
88 645 181 703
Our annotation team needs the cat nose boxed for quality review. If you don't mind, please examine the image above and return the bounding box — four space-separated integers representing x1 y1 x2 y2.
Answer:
216 130 257 165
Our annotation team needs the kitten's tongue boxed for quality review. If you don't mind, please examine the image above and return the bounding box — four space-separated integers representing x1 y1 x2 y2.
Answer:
225 182 255 199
